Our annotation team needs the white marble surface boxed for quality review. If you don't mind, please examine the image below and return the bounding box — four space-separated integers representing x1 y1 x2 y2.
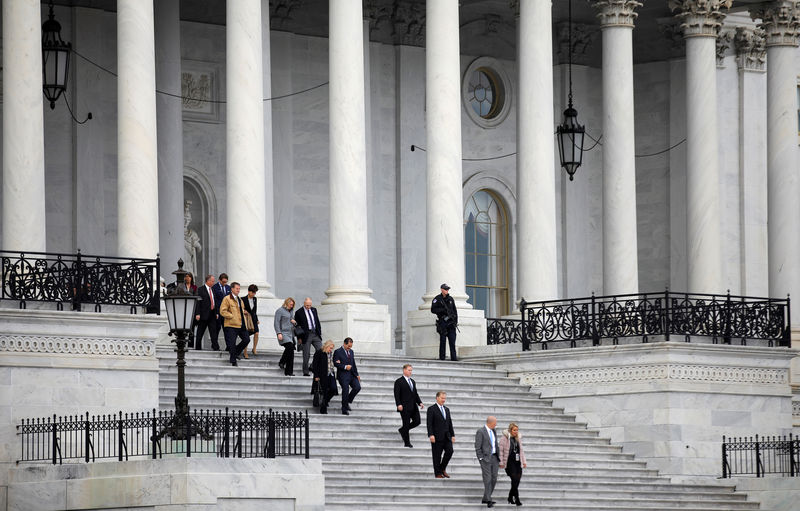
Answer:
766 44 800 324
261 0 277 298
226 0 269 292
516 0 558 302
685 36 723 294
117 0 159 259
2 0 46 252
406 308 486 359
8 458 324 511
727 474 800 511
318 302 391 353
600 23 639 295
324 0 374 304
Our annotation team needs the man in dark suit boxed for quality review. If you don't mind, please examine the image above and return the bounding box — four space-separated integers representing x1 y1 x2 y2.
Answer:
294 297 322 376
212 273 230 335
394 364 424 447
333 337 360 415
426 390 455 479
194 275 220 351
474 415 500 507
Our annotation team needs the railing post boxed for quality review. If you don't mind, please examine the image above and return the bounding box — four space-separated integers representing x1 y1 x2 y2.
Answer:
151 409 157 459
236 411 243 458
723 290 732 345
267 410 275 458
117 413 124 461
223 410 230 458
591 293 599 346
84 412 90 463
722 436 728 478
520 298 528 351
790 433 797 477
185 407 192 458
664 288 670 342
756 434 762 477
305 411 310 459
783 295 791 348
155 254 161 315
51 414 58 465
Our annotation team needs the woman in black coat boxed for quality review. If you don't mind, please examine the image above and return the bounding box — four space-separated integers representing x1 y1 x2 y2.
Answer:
311 340 338 414
242 284 260 357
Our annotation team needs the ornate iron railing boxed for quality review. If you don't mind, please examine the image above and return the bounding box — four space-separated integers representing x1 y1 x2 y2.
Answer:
16 408 309 464
0 250 160 314
487 290 791 350
722 434 799 477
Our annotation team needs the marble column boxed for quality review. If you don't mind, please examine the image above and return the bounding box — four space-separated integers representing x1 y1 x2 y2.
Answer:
751 1 800 326
117 0 159 259
226 0 271 292
155 0 184 274
320 0 390 353
516 0 558 303
323 0 374 305
734 27 768 297
670 0 730 294
406 0 485 358
261 0 278 298
592 0 641 296
2 0 46 252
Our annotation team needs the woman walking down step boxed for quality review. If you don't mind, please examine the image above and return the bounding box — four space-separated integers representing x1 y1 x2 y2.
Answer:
274 297 297 376
311 340 337 414
499 422 527 506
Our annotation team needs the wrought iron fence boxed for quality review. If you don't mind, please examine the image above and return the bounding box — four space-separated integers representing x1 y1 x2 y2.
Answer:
722 434 799 477
487 290 790 350
16 408 309 464
0 250 160 314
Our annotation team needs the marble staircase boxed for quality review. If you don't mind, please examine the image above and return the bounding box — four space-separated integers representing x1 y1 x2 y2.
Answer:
157 347 759 510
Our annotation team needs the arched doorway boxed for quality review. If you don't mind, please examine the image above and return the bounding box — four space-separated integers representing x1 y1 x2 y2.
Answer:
183 167 218 280
464 189 510 317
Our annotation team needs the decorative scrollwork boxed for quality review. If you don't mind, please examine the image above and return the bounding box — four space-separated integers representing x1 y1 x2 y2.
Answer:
0 251 159 313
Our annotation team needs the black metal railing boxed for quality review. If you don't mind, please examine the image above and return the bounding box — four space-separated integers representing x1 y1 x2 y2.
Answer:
722 434 799 477
16 408 309 464
0 250 160 314
487 290 791 350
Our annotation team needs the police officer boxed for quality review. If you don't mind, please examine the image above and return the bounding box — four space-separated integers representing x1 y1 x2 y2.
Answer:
431 283 458 361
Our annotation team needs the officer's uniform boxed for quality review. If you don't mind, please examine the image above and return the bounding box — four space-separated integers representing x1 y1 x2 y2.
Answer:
431 284 458 361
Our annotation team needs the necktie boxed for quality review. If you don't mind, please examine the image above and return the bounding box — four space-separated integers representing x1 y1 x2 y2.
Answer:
209 287 215 309
307 308 314 330
440 405 446 419
489 428 495 454
407 378 413 391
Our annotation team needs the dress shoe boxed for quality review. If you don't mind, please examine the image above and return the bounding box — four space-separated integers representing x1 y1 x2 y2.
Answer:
404 443 413 448
286 373 295 376
487 502 494 508
279 362 285 369
345 403 352 411
508 497 515 505
515 499 522 506
442 471 450 478
341 410 349 415
231 360 238 366
303 372 310 376
320 409 327 414
435 474 445 479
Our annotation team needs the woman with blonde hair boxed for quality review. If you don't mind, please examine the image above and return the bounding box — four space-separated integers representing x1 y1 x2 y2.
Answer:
498 422 527 506
274 297 297 376
310 340 338 414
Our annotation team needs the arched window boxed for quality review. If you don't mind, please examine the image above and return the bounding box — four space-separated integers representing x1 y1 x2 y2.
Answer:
464 189 509 317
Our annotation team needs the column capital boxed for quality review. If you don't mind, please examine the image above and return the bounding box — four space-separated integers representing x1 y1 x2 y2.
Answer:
658 19 687 57
734 27 766 72
669 0 731 38
590 0 643 28
555 21 598 65
270 0 304 31
509 0 519 18
716 30 733 67
391 1 426 46
750 0 800 47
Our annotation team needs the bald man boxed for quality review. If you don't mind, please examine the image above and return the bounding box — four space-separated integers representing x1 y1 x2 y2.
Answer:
475 416 500 507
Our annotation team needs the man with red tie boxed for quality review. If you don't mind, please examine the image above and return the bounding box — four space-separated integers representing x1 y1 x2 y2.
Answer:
333 337 361 415
394 364 424 447
426 390 455 479
194 274 220 351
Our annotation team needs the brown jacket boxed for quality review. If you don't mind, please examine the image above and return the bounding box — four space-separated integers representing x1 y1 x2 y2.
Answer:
220 294 248 329
499 430 527 467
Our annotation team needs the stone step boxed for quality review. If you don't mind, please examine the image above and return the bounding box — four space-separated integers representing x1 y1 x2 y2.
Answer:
321 499 758 511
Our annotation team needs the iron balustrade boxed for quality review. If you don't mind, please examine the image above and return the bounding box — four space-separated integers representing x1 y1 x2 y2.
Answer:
16 408 310 464
0 250 160 314
722 434 799 478
486 290 791 350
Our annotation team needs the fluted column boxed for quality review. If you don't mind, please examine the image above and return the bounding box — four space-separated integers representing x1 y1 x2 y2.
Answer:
592 0 641 295
516 0 558 302
2 0 46 251
752 1 800 324
155 0 184 273
422 0 469 308
117 0 159 258
226 0 271 291
323 0 374 304
670 0 731 294
261 0 277 297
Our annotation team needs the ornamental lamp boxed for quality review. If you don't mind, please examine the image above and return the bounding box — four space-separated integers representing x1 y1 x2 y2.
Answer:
42 1 71 110
163 259 199 333
557 106 585 181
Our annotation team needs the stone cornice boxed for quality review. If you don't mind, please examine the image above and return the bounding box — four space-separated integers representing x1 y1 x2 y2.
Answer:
734 27 767 72
590 0 643 28
669 0 732 38
0 334 156 357
750 0 800 47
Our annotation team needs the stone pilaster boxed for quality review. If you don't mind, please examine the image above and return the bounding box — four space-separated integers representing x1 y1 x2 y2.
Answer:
670 0 730 294
734 27 766 72
590 0 641 295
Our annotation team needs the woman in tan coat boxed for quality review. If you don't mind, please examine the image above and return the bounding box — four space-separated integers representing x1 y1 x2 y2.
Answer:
499 422 527 506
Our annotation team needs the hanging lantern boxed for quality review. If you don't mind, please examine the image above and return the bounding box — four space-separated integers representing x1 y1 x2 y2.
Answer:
556 106 585 181
42 1 71 110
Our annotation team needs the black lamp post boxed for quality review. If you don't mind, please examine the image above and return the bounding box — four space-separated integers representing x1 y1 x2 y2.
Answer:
556 0 586 181
159 259 204 440
42 0 70 110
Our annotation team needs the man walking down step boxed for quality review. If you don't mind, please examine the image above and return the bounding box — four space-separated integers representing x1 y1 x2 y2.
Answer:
475 416 500 507
219 282 250 366
294 297 323 376
333 337 360 415
394 364 424 447
426 391 455 479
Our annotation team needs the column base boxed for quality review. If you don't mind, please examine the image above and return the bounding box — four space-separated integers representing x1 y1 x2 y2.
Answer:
322 287 377 305
405 308 486 359
318 302 392 354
